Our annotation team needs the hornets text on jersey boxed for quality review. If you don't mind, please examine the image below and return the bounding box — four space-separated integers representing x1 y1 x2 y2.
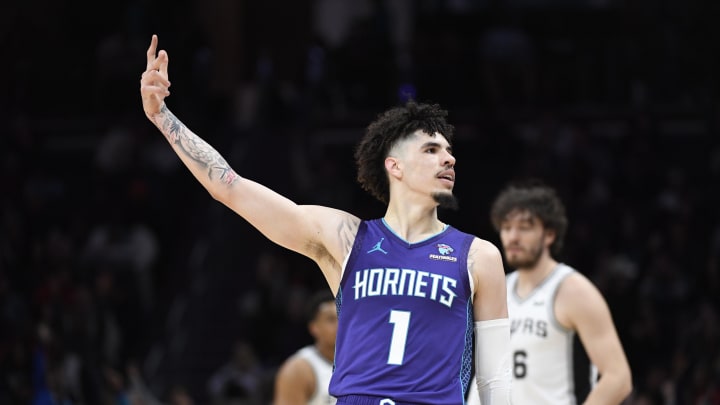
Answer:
330 219 476 405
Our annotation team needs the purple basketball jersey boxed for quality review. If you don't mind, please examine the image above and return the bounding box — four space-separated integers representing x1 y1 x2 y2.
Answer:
329 219 476 404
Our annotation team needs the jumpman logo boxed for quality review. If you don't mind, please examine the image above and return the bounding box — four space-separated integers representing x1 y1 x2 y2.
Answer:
367 238 388 254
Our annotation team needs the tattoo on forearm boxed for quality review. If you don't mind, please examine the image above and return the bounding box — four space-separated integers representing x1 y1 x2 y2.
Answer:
156 105 239 186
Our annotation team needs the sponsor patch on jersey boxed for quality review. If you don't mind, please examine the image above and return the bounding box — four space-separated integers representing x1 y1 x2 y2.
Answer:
429 243 457 262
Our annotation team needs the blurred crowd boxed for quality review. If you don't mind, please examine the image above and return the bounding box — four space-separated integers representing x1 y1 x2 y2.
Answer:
2 0 719 404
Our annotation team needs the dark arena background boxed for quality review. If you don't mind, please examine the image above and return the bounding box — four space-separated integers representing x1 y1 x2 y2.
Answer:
1 0 719 404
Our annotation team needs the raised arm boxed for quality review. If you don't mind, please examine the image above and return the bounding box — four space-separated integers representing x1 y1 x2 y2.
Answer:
558 274 633 405
139 35 358 289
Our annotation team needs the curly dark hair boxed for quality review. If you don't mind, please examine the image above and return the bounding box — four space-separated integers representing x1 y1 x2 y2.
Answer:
489 179 568 257
354 100 455 204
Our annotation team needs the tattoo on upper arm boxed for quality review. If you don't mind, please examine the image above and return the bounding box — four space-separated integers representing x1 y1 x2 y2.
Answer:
338 217 360 254
157 105 239 186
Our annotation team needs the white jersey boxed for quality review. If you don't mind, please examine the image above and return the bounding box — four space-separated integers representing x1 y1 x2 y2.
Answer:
295 346 337 405
467 263 596 405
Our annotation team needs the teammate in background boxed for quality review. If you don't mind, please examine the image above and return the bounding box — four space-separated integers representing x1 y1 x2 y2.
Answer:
140 34 511 405
273 290 338 405
468 180 632 405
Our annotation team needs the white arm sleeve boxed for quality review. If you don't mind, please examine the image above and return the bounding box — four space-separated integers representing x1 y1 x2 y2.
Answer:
475 318 513 405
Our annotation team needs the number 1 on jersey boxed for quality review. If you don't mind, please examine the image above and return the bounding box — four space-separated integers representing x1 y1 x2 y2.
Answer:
387 310 411 365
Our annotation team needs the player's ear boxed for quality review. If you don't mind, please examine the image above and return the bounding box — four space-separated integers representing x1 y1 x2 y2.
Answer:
385 157 402 179
308 320 319 338
544 229 556 248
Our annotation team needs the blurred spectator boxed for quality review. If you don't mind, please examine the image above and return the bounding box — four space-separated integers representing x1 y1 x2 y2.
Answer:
125 361 165 405
312 0 373 50
206 340 266 405
478 8 536 110
166 384 195 405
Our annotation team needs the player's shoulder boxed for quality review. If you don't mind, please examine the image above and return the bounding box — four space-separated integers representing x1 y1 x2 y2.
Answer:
305 205 362 231
558 266 599 294
468 236 502 263
467 237 504 283
556 266 609 311
468 237 503 260
276 350 314 380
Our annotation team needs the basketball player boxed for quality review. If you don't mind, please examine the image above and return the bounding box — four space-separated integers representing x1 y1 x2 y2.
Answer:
468 180 632 404
273 290 338 405
141 34 511 405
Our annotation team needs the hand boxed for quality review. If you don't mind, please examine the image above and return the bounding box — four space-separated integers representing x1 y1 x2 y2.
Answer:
140 34 171 119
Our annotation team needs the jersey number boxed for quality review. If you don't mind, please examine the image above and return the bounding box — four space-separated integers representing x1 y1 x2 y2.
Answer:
513 350 527 378
387 310 411 365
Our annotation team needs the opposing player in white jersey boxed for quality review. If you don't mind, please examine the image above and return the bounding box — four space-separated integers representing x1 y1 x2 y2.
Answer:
274 290 338 405
468 180 632 405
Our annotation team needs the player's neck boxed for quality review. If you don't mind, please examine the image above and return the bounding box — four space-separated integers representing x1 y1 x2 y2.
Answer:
517 255 558 293
383 204 444 243
316 343 334 364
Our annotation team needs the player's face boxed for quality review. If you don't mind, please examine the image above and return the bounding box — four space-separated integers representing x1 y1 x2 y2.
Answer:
392 131 457 206
499 210 552 269
311 301 338 347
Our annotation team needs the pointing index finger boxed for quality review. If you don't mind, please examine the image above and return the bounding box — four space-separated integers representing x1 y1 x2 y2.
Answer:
146 34 158 70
